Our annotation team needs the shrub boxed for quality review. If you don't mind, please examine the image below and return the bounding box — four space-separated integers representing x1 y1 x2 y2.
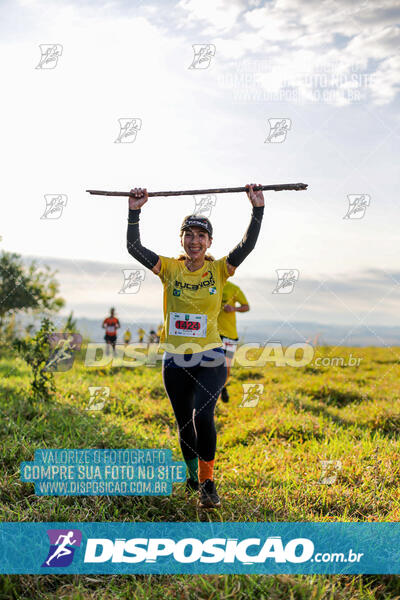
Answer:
13 317 56 402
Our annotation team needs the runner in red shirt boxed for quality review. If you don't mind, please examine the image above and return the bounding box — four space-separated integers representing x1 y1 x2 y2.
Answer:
102 307 120 355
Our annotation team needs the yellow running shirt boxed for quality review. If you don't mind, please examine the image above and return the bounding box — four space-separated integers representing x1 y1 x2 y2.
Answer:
157 255 231 354
217 281 248 340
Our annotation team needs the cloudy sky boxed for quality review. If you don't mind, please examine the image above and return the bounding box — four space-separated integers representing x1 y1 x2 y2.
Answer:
1 0 399 332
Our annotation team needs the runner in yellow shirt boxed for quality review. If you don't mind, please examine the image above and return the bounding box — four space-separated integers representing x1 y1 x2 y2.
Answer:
218 281 250 403
127 184 265 508
123 329 132 346
137 327 145 343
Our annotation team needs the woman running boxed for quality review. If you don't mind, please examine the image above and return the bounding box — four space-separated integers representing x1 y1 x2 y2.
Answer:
126 184 264 508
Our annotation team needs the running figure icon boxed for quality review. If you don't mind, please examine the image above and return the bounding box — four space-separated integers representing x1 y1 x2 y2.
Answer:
45 531 77 566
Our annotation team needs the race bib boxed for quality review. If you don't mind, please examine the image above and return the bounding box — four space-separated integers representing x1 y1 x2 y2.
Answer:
169 312 207 338
222 337 237 353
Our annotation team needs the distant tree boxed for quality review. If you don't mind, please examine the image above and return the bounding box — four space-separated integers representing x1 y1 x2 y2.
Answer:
0 251 64 329
63 310 78 333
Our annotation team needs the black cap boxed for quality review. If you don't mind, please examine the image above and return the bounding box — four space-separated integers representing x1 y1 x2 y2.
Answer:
180 215 213 237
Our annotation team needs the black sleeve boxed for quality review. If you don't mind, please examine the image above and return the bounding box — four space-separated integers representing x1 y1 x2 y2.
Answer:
227 205 264 268
126 208 159 270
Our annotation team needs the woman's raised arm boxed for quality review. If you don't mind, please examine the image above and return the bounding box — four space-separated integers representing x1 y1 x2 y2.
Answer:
226 183 265 275
127 188 161 274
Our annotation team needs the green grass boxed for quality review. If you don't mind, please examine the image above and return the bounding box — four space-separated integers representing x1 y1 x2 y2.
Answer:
1 346 400 598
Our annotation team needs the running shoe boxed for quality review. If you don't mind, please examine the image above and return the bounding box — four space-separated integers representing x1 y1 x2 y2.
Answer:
198 479 221 509
185 478 199 495
220 386 229 403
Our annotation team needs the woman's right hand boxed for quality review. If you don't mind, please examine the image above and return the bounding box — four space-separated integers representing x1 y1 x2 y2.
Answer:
129 187 148 210
245 183 265 207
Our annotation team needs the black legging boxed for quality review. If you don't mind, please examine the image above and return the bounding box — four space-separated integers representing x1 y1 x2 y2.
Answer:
162 348 227 462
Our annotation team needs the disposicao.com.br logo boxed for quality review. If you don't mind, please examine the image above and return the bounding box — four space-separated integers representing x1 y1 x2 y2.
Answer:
82 536 363 565
36 526 365 574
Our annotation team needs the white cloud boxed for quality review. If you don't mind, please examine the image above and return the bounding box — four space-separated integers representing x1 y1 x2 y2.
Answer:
369 54 400 104
177 0 400 106
176 0 246 33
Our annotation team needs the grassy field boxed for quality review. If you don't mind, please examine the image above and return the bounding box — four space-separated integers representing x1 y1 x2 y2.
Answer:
1 345 400 599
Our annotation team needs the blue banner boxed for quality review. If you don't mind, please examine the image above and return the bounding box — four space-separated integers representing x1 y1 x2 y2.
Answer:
0 522 399 574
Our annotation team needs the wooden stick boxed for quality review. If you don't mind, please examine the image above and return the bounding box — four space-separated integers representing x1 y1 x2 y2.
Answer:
86 183 308 197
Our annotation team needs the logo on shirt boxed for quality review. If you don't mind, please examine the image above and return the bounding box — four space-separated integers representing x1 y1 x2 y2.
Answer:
175 272 215 291
209 287 217 295
173 289 181 296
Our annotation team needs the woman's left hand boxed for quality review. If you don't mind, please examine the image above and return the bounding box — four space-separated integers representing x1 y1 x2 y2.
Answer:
245 183 265 207
223 304 235 313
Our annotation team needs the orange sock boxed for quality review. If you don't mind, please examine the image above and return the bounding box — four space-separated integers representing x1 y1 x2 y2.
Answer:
199 459 215 482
